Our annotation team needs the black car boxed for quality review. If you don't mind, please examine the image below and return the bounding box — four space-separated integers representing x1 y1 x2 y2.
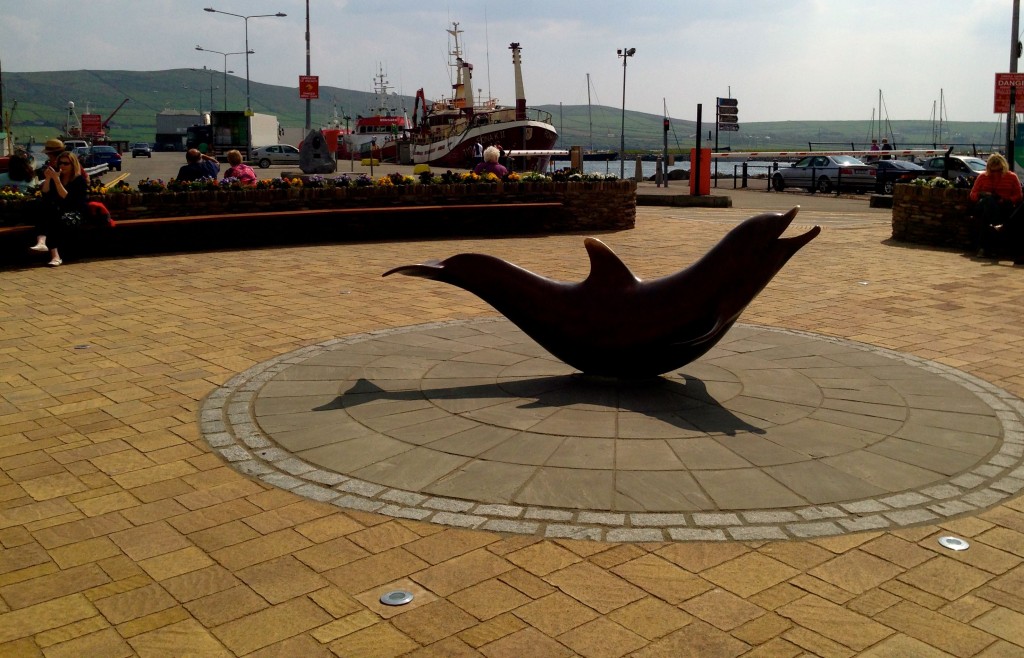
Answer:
873 160 928 194
80 146 122 171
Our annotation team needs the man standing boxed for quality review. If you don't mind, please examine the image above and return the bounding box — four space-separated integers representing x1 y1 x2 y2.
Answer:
473 140 483 167
176 149 221 181
880 138 893 160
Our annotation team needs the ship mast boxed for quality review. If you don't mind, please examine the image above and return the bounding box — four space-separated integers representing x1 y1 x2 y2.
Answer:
509 42 526 121
447 22 464 107
587 73 593 152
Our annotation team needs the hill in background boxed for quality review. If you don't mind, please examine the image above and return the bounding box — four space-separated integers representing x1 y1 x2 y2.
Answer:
1 69 1006 153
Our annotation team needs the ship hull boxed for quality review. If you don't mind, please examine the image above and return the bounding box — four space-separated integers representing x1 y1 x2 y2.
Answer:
412 120 558 170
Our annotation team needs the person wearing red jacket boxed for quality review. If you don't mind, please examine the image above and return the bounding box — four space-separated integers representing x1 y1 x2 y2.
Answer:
969 153 1023 260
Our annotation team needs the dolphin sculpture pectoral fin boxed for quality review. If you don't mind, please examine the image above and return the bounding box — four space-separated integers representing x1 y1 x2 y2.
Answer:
382 207 819 378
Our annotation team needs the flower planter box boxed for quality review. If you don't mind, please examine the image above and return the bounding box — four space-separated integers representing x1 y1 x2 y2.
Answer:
891 185 972 248
0 181 637 236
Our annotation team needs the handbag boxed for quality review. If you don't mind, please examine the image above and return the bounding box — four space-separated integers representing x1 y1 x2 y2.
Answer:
61 211 84 228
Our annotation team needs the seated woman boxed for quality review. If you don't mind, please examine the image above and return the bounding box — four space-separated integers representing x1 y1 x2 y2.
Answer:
969 153 1022 258
223 149 257 186
0 151 39 192
473 146 508 178
31 152 88 267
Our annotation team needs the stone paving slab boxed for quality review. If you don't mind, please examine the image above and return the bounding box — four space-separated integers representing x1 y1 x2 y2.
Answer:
201 318 1024 542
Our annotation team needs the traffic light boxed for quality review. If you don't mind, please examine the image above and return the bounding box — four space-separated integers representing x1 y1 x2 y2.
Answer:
663 118 670 132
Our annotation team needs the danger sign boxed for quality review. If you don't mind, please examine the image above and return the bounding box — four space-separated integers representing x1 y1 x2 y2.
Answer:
994 73 1024 113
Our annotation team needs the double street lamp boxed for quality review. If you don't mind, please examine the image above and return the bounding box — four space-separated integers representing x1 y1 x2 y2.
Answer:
189 66 226 114
195 46 247 111
202 7 286 118
617 47 636 180
203 7 286 159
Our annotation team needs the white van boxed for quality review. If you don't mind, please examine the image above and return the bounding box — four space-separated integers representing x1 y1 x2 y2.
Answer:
63 140 89 153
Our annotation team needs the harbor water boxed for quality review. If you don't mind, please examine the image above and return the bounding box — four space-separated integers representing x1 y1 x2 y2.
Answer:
550 158 782 179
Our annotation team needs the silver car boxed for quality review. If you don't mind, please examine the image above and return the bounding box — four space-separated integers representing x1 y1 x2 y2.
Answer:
250 144 300 168
920 155 987 181
772 155 876 193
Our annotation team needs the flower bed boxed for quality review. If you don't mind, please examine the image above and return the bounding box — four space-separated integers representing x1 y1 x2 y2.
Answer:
891 182 972 248
0 172 637 235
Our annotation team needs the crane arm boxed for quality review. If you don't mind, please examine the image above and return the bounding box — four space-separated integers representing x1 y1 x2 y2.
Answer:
102 98 129 129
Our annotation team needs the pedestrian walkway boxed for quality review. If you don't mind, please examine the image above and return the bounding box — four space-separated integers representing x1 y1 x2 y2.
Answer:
1 202 1023 656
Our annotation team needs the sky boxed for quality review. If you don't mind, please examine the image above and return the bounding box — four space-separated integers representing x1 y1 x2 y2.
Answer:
2 0 1019 124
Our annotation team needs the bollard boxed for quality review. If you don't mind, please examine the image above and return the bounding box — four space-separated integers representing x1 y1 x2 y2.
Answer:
742 162 748 188
634 156 643 183
656 157 663 187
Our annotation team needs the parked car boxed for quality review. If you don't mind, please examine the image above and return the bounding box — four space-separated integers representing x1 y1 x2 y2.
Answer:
771 154 876 193
919 155 987 182
62 139 89 153
80 145 122 171
873 160 929 194
250 144 300 168
130 143 152 158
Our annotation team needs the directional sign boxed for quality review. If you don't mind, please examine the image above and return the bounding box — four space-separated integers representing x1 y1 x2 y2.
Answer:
717 97 738 107
717 115 738 123
717 106 738 115
718 123 740 132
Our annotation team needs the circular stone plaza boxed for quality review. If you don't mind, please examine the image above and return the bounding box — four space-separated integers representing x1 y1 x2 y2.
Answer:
3 187 1023 656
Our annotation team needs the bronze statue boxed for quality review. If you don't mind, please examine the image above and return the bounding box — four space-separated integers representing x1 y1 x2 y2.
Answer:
383 207 820 378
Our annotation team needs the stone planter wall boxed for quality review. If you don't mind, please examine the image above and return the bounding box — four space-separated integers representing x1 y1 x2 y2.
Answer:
0 181 637 235
891 185 972 248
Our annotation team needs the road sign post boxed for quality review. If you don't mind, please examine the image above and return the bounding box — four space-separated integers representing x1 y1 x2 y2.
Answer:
715 98 739 184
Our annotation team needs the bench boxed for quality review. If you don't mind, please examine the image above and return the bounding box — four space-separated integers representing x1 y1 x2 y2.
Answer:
109 202 563 227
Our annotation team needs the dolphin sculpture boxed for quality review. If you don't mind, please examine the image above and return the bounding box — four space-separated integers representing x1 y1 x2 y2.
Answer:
383 207 820 378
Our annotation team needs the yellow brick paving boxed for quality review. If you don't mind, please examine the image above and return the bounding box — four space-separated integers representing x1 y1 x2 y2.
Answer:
1 201 1023 656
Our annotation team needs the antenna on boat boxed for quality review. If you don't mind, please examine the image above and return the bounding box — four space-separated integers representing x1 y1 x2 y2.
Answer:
484 5 492 104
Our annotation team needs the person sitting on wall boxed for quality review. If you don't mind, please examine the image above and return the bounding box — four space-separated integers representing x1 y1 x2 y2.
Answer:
473 145 508 178
969 152 1022 260
176 148 221 182
223 149 257 186
0 150 39 192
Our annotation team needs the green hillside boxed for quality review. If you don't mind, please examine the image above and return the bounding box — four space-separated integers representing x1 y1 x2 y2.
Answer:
1 69 1005 154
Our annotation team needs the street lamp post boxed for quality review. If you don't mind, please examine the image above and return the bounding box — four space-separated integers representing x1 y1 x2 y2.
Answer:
617 47 636 179
182 84 203 114
190 66 222 114
203 7 287 160
195 46 247 111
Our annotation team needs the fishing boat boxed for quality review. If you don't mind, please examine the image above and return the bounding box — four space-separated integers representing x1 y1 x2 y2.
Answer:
338 67 410 162
409 22 558 170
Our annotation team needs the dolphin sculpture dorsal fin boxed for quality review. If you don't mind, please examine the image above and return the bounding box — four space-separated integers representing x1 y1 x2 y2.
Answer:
583 238 640 288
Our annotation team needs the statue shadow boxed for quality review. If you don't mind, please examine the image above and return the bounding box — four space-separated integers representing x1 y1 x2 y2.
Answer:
313 374 765 437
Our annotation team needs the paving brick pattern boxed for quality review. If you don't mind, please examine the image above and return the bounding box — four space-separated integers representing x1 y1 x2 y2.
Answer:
1 196 1023 656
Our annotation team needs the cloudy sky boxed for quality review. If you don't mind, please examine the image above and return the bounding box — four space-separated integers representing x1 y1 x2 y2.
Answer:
3 0 1017 123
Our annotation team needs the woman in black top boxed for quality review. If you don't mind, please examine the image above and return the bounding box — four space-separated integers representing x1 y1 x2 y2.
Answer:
32 152 88 266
